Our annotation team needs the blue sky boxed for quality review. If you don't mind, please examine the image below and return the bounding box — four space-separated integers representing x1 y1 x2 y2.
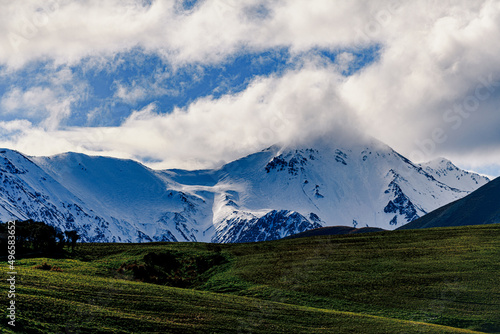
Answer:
0 46 379 129
0 0 499 176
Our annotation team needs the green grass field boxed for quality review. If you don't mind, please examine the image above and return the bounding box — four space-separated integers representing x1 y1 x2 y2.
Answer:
1 224 499 333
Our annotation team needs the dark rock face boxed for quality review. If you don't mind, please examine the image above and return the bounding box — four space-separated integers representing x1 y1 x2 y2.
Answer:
213 210 322 243
382 171 420 226
334 149 348 165
265 149 319 175
383 185 419 221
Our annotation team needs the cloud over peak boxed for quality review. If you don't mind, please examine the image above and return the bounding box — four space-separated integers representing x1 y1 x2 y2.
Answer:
0 0 499 175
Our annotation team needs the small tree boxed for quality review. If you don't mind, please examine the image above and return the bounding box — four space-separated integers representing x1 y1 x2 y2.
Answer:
55 229 66 250
31 222 57 252
64 230 80 252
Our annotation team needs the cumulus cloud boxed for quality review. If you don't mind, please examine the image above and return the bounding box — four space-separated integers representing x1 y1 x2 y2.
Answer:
114 82 149 104
113 71 178 105
1 87 74 129
0 0 499 174
1 60 359 169
340 0 500 164
0 65 87 130
0 0 389 68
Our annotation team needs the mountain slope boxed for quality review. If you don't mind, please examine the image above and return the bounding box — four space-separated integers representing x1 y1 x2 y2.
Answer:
203 138 489 242
284 225 385 239
419 157 488 192
0 137 490 243
0 149 214 242
398 176 500 230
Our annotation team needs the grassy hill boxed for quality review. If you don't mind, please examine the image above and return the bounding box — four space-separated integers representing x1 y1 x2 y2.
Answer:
1 224 499 333
284 225 385 238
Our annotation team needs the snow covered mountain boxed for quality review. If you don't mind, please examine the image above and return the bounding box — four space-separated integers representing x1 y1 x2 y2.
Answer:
399 176 500 230
418 157 488 192
0 138 490 243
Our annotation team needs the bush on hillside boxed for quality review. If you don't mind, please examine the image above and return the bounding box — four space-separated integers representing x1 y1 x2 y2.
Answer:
117 250 228 288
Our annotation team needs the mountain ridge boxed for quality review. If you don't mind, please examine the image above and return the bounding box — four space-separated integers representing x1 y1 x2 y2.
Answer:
398 176 500 230
0 138 490 243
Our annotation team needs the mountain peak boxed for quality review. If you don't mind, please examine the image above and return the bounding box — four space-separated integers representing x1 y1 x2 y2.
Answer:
421 157 455 170
0 148 27 158
0 140 491 243
419 157 490 192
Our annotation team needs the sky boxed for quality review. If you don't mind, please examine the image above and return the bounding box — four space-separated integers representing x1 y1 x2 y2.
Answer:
0 0 499 177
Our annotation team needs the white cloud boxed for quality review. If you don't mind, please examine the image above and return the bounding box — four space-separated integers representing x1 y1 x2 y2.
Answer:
340 0 500 163
0 0 385 68
112 69 178 105
0 0 499 175
0 66 86 130
0 61 360 169
1 86 76 130
1 87 53 112
114 82 149 104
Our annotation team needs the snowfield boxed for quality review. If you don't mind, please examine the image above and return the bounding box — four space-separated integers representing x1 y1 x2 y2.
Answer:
0 138 489 243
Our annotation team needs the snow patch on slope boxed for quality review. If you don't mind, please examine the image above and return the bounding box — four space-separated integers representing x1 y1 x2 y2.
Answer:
0 138 490 243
